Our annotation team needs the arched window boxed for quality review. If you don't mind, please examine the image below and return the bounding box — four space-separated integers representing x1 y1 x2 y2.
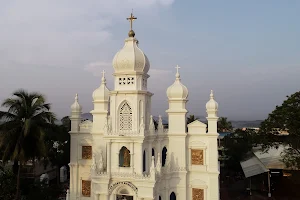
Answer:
119 102 132 131
143 150 146 172
170 192 176 200
119 146 130 167
162 147 167 167
159 196 162 200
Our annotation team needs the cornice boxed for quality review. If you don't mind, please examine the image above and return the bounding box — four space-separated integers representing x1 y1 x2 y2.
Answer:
110 90 153 96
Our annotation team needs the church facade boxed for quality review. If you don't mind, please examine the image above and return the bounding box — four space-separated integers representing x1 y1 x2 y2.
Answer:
68 13 219 200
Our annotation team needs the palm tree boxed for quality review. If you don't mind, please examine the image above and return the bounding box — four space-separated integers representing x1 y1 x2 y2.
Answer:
186 115 199 132
218 117 233 132
187 115 199 125
0 89 55 200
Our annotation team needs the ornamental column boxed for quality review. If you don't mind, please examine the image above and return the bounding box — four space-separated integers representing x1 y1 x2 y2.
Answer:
130 142 134 172
107 141 111 175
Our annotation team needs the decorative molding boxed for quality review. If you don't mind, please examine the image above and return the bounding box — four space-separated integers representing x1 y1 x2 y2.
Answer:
82 146 92 159
190 179 208 188
192 188 204 200
108 181 138 195
191 149 204 165
79 120 93 131
105 130 141 136
189 141 207 149
82 180 91 197
79 138 93 146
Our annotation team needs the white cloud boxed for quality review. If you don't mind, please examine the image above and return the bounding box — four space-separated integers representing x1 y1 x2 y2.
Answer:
0 0 175 118
0 0 175 67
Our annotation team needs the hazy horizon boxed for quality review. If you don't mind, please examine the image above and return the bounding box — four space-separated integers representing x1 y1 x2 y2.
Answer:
1 1 299 121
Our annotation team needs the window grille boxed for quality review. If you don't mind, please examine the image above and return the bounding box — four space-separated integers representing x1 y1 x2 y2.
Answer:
119 102 133 130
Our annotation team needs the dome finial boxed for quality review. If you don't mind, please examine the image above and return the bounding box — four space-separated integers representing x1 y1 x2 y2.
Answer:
175 65 181 79
71 93 82 111
126 11 137 37
210 90 214 99
101 70 106 84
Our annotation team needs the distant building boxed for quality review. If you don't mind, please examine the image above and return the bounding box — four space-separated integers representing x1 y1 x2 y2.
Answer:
3 159 57 182
242 127 260 132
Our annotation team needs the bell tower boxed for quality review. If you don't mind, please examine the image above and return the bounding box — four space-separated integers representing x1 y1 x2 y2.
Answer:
104 12 153 175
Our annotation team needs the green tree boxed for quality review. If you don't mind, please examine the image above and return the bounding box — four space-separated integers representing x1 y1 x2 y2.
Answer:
61 116 71 131
187 114 199 125
218 117 233 132
257 91 300 169
223 129 254 171
44 117 70 185
0 166 16 200
0 89 55 200
25 181 63 200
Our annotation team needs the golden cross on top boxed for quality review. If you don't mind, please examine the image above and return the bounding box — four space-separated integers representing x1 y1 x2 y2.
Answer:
127 12 137 30
101 70 105 77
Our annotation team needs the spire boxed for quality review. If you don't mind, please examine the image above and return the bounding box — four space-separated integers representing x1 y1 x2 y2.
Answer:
175 65 180 80
158 115 164 131
101 70 106 84
126 11 137 37
149 115 155 132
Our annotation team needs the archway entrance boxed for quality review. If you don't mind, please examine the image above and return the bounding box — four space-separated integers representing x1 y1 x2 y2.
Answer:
109 181 138 200
116 195 133 200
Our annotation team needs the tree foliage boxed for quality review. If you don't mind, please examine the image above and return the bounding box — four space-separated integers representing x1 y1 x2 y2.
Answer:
257 91 300 169
223 129 254 171
44 117 70 184
24 181 64 200
187 115 199 125
0 166 16 200
218 117 233 132
0 89 56 200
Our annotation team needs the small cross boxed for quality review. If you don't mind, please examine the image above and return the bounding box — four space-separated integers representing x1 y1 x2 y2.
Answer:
101 70 105 77
175 65 180 74
126 12 137 30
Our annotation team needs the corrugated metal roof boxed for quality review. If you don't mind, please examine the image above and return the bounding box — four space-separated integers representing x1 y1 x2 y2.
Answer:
240 153 269 178
254 146 286 169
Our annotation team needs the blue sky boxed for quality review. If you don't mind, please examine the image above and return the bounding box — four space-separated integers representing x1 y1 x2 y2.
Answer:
0 1 299 120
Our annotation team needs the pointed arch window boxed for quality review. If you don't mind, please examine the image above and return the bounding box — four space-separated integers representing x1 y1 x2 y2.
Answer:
119 102 133 131
170 192 176 200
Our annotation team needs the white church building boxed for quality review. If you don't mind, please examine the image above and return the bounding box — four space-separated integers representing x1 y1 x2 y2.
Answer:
68 13 220 200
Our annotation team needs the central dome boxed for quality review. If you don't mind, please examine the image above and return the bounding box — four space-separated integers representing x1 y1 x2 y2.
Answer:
112 37 150 74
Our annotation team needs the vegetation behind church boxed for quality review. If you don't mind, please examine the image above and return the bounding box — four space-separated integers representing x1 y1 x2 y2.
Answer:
0 89 70 200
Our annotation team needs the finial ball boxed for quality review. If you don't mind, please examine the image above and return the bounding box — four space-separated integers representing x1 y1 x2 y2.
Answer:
128 30 135 37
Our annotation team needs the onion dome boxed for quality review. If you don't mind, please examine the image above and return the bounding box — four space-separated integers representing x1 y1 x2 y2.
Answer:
92 70 110 101
71 94 82 112
112 37 150 74
166 65 189 100
206 90 218 111
112 12 150 74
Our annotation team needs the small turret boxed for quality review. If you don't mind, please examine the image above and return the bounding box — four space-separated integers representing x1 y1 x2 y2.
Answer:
206 90 219 134
70 94 82 132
